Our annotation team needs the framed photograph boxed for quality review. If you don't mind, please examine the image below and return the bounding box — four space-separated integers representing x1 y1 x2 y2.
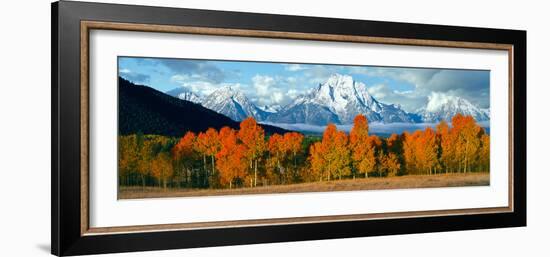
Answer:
52 1 526 256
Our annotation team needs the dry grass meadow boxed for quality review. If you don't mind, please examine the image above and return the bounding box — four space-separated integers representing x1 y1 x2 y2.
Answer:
119 172 489 199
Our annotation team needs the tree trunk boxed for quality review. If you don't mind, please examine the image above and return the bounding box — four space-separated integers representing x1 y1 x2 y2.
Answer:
203 154 207 186
328 160 331 181
254 159 258 187
293 152 297 171
463 155 468 173
185 168 189 185
211 155 215 180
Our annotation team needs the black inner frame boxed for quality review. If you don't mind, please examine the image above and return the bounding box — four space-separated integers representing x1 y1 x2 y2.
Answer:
51 1 526 256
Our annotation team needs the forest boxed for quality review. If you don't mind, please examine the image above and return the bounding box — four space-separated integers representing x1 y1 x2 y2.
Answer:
118 113 490 192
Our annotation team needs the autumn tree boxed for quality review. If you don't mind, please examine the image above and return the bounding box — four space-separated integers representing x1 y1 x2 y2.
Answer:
238 117 266 187
452 114 482 173
172 132 197 185
216 127 247 188
137 137 153 187
349 114 376 178
313 124 351 180
268 134 287 183
478 133 490 172
308 141 326 181
419 127 439 175
386 133 402 154
332 130 351 179
196 128 221 185
151 152 173 189
380 153 401 176
119 135 139 186
436 120 456 173
284 132 304 172
403 131 420 174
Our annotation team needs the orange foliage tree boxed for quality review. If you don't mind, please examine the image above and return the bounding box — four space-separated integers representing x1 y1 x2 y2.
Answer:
196 128 221 185
403 128 439 175
120 112 492 191
151 152 173 189
238 117 266 187
267 133 286 183
380 153 401 176
216 127 248 188
311 124 351 180
349 114 376 178
452 114 482 173
284 132 304 173
172 132 196 185
419 127 439 174
403 131 420 174
436 121 456 173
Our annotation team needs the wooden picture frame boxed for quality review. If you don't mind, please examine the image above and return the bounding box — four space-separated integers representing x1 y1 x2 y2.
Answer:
52 1 526 256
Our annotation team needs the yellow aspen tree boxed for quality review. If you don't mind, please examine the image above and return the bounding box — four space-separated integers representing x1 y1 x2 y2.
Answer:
350 114 375 178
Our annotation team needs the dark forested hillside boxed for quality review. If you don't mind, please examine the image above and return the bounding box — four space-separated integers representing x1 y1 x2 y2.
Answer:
118 77 288 137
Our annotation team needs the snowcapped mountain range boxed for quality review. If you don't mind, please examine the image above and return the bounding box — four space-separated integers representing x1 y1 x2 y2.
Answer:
266 74 419 125
165 73 489 124
200 86 270 122
416 92 490 123
166 87 202 104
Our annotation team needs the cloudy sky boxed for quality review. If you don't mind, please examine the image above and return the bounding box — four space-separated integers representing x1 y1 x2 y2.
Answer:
118 57 490 112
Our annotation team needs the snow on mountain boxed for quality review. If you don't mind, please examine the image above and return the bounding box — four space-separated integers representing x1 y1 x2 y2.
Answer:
165 87 202 104
417 92 490 122
201 86 270 122
259 105 282 113
266 73 419 125
166 74 488 126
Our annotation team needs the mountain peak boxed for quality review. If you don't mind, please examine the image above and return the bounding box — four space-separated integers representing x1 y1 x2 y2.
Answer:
325 73 355 88
166 87 202 104
268 74 418 124
202 86 269 122
426 92 468 112
419 92 489 122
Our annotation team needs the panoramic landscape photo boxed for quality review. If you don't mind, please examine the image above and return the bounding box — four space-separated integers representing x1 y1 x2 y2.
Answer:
117 57 491 199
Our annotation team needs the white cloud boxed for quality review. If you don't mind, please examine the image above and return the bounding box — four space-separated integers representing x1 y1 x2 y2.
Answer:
251 74 314 106
353 66 490 109
119 68 131 74
286 89 300 100
351 66 439 87
425 92 457 112
367 84 428 112
272 92 284 104
284 64 307 71
170 74 190 83
252 74 275 97
170 74 243 96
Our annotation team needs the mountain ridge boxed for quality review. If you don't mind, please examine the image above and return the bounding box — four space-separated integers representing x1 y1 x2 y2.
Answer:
119 77 289 137
266 74 419 125
166 73 489 125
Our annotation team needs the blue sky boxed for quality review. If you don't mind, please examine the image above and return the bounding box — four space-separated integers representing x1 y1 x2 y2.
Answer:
118 56 490 112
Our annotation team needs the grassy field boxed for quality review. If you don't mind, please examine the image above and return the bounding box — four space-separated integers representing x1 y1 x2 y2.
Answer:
119 172 489 199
